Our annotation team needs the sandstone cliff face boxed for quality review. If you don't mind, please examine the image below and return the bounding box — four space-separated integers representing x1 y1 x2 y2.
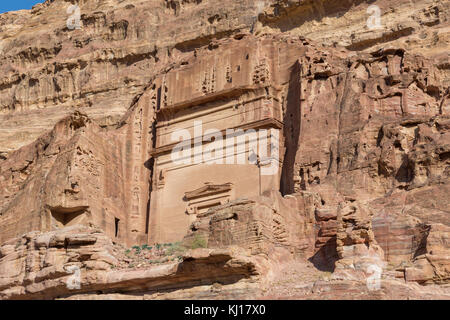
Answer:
0 0 449 299
0 226 264 299
0 0 448 154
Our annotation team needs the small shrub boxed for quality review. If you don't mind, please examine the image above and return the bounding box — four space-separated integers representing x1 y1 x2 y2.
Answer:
165 242 185 256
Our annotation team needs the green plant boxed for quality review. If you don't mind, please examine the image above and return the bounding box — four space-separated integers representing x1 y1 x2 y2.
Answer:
132 245 141 254
190 234 207 249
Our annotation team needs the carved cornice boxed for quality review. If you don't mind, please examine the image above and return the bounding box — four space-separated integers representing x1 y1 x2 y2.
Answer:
150 118 283 157
184 182 233 201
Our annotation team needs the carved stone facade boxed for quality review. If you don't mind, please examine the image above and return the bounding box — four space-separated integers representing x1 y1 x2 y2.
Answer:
148 38 289 242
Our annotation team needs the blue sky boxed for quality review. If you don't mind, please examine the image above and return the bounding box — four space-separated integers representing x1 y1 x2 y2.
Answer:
0 1 43 14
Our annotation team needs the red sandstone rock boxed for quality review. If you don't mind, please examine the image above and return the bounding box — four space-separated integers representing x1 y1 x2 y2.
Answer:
0 0 449 299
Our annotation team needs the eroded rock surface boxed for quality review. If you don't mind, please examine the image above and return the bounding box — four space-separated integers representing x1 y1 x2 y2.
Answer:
0 226 263 299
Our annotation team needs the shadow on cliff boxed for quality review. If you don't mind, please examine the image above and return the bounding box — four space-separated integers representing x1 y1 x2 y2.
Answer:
308 237 339 272
280 60 302 195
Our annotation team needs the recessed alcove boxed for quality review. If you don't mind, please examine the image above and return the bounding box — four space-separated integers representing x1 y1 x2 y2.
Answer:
50 206 89 228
